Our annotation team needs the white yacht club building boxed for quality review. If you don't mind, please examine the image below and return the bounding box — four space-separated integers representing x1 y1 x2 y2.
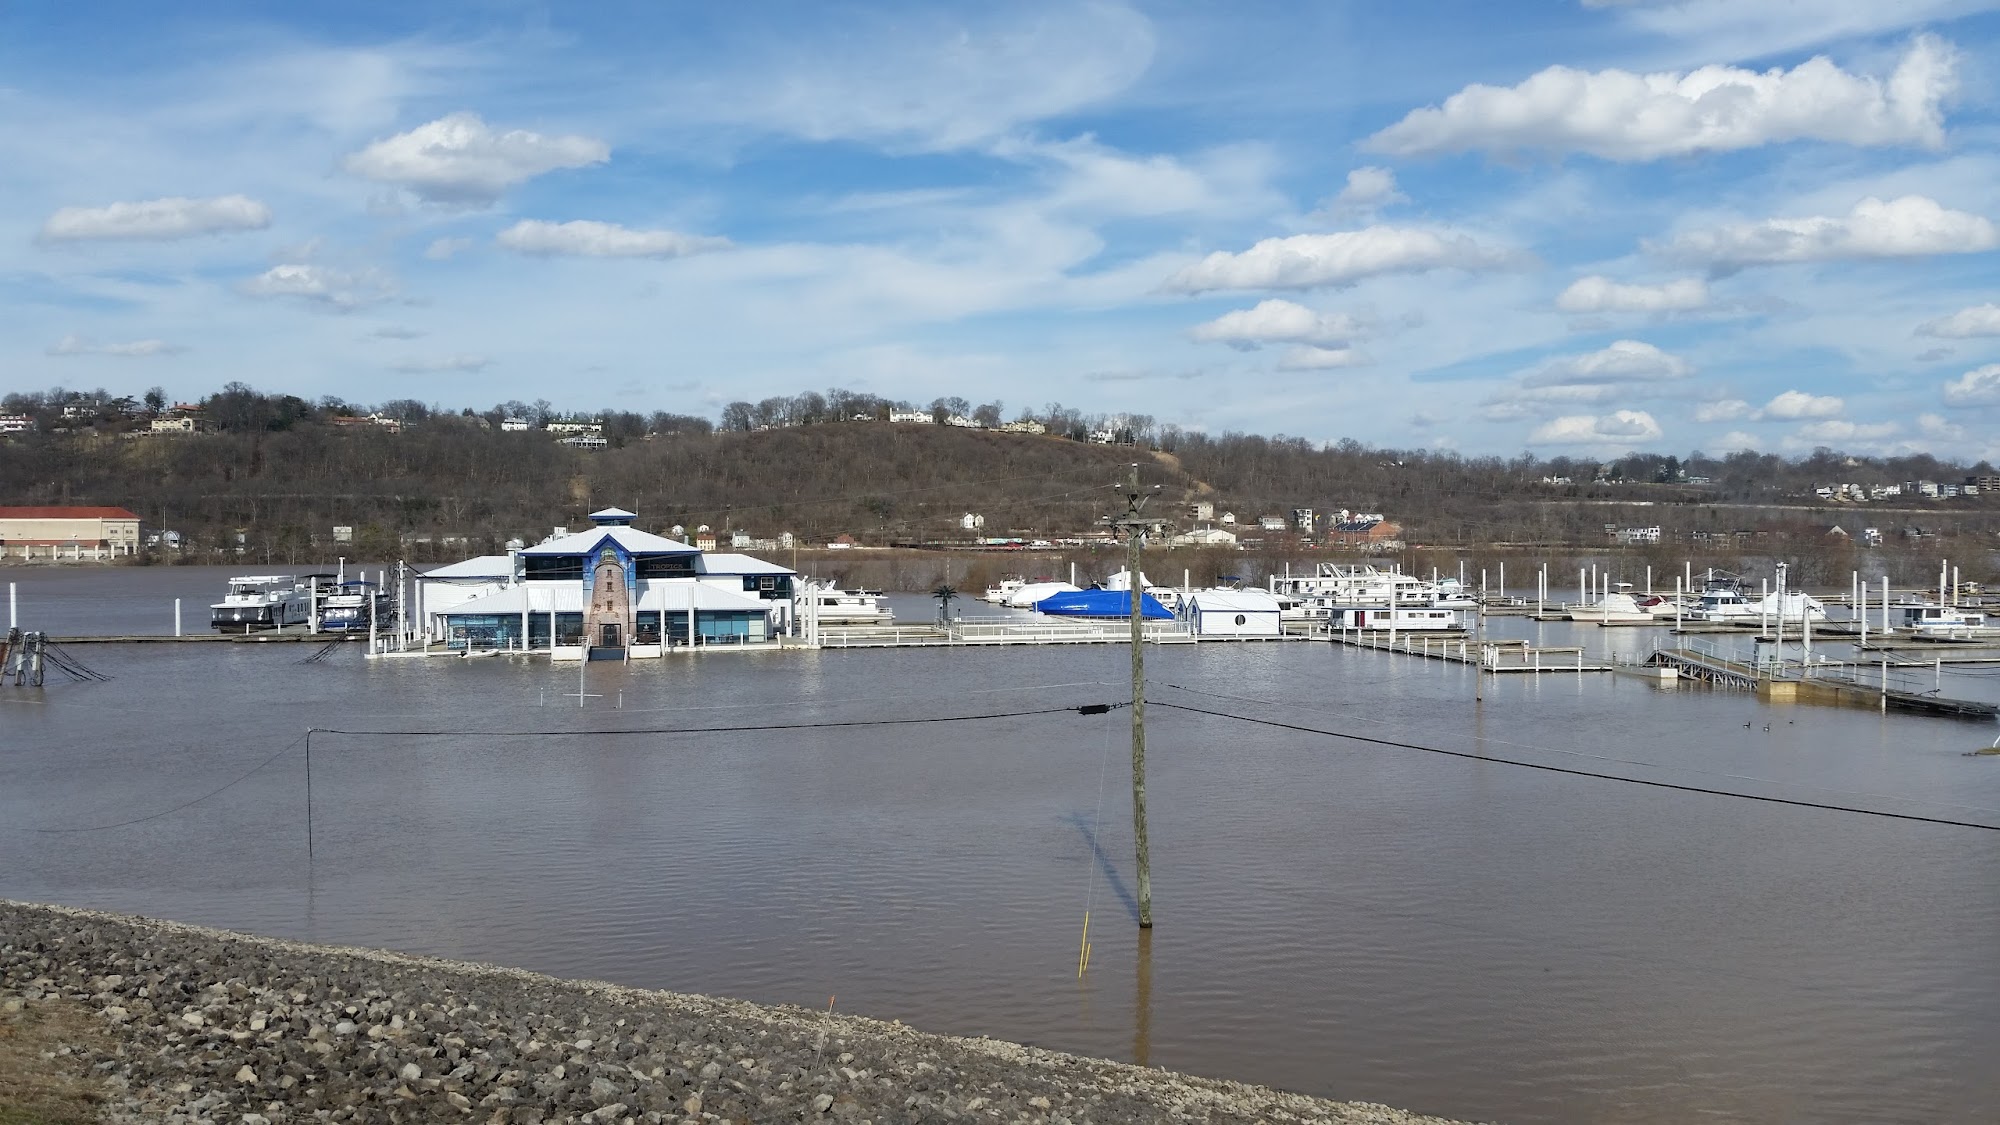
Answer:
416 508 796 656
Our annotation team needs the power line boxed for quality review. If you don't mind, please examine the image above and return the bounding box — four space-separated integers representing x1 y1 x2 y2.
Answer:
305 702 1125 739
1146 698 2000 833
33 735 307 834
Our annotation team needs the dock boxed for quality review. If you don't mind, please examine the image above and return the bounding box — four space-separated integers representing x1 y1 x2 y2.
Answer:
1648 639 1999 720
1329 631 1610 673
53 633 362 644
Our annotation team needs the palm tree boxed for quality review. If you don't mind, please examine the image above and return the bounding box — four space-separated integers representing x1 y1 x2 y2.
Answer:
932 583 958 626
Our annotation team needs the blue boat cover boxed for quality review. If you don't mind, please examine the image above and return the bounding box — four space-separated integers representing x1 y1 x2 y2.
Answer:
1035 589 1174 619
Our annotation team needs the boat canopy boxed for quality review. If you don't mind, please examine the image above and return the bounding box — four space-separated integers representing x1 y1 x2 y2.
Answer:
1035 589 1174 619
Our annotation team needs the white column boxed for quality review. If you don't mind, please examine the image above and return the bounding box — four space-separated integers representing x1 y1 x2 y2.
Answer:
174 599 182 637
8 582 14 629
1882 575 1890 633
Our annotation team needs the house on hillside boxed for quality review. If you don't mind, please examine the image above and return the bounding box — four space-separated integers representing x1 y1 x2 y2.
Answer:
998 420 1047 434
827 534 858 549
1189 501 1213 521
1168 527 1239 549
960 513 985 531
888 410 932 424
1257 515 1287 532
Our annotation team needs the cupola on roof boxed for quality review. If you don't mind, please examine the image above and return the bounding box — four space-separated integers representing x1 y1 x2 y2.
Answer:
589 507 638 525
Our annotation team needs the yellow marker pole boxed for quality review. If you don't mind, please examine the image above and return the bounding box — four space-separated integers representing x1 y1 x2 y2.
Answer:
1077 912 1092 979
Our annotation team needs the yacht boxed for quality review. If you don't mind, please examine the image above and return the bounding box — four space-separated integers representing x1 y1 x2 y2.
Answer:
1567 584 1657 624
210 575 312 632
1003 580 1081 608
981 576 1027 604
316 580 393 632
1693 589 1828 624
1101 567 1183 613
799 582 894 625
1891 602 1992 639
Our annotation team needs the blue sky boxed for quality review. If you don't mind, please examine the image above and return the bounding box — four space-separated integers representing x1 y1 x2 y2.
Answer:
6 1 2000 459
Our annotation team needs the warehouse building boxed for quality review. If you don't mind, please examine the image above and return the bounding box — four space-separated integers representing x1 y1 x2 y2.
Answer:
0 506 141 560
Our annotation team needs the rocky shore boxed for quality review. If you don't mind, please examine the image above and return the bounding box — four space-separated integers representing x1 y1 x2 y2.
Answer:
1 901 1472 1124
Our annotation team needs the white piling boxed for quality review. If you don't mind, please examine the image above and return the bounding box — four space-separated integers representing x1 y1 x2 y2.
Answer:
174 598 182 637
7 582 13 629
1882 575 1890 633
1499 561 1506 600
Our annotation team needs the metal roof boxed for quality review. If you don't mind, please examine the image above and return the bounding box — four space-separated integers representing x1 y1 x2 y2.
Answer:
698 552 796 575
1186 589 1283 613
421 555 515 579
519 525 699 556
0 506 140 520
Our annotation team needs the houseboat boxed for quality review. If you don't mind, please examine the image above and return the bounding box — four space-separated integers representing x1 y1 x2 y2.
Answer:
1326 605 1462 631
316 580 393 632
982 576 1027 603
210 575 313 632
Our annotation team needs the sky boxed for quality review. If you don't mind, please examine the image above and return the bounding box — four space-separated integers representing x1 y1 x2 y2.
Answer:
5 0 2000 460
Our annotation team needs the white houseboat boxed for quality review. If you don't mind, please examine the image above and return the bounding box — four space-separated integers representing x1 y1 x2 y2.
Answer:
210 575 313 632
798 581 894 625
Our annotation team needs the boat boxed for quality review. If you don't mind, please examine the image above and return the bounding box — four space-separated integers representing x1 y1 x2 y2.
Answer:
982 576 1027 603
316 580 393 632
1891 602 1992 639
1034 589 1175 619
210 575 312 632
799 582 894 625
1325 605 1462 631
1102 567 1183 612
1003 581 1081 608
1431 578 1479 609
1694 589 1828 624
1566 586 1657 624
1272 563 1445 607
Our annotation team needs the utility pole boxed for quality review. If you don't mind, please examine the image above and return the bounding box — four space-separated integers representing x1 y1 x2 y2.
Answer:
1109 464 1156 928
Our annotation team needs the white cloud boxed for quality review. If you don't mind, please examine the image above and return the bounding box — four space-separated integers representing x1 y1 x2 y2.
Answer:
38 194 270 242
1320 167 1406 217
425 237 473 261
1529 410 1664 445
47 334 184 357
1165 226 1510 293
1556 275 1708 313
1276 345 1367 370
1917 412 1966 440
1917 302 2000 338
369 325 425 340
241 263 395 311
343 112 610 204
1658 195 1998 269
1943 363 2000 406
685 4 1155 151
1598 1 1986 63
1694 398 1751 422
1790 419 1899 443
1189 299 1360 349
1366 34 1954 160
1758 389 1844 419
391 354 491 373
1711 430 1760 452
496 220 731 259
1522 339 1693 386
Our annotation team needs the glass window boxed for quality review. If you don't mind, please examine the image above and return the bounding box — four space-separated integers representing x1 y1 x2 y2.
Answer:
554 612 583 645
636 555 696 578
524 556 584 581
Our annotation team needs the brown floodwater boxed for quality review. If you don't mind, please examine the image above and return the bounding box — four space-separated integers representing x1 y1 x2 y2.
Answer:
4 566 1999 1123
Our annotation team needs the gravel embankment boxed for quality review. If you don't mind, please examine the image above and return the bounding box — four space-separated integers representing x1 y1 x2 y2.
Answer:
2 900 1475 1124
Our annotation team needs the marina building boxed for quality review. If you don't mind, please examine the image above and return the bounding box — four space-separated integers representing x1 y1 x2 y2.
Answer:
416 508 796 657
0 506 141 560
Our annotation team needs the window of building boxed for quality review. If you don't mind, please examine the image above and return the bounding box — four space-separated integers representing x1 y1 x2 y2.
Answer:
636 554 696 578
524 556 584 581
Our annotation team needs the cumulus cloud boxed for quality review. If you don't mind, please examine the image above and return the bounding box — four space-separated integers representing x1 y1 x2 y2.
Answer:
1366 34 1954 160
1758 389 1844 419
1917 302 2000 338
39 194 270 242
1529 410 1664 445
1694 398 1751 422
343 112 609 204
1522 339 1693 386
1189 299 1360 349
1790 419 1899 443
496 220 731 259
1276 345 1367 370
1658 195 1998 270
1556 275 1708 313
241 263 395 311
425 237 473 261
1943 363 2000 406
1917 412 1966 440
1712 430 1759 452
391 354 491 373
1318 167 1407 216
1165 226 1510 292
47 335 184 358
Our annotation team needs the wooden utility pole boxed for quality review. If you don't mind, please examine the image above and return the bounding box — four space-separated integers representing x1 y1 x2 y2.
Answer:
1111 464 1156 927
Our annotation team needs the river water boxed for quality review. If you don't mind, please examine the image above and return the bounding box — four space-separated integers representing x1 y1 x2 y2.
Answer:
4 566 1999 1123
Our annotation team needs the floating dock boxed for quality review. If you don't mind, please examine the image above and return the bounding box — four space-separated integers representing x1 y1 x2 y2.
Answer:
1330 631 1611 673
1648 642 1999 720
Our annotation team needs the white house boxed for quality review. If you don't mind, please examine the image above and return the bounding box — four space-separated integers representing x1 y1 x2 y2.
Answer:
1257 515 1288 532
1169 527 1239 548
888 410 933 424
500 417 532 431
1184 589 1283 638
416 508 796 658
960 512 986 531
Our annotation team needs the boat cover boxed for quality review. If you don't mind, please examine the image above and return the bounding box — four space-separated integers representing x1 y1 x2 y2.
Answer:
1035 589 1174 619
